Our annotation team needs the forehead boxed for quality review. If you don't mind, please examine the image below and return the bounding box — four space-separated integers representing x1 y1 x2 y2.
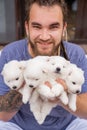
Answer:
29 3 63 25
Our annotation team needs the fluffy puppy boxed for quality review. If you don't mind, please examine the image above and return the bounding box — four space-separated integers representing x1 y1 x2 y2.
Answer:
1 60 31 104
47 56 71 79
24 56 68 124
48 56 85 111
65 64 85 111
29 79 68 124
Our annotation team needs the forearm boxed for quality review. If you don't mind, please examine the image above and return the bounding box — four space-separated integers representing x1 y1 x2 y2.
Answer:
0 111 17 121
0 90 22 121
60 93 87 119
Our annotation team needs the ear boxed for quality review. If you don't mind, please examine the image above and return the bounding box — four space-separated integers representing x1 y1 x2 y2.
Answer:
18 61 26 70
1 63 7 76
25 21 29 36
1 70 4 76
66 60 70 65
63 22 67 38
63 22 67 31
42 67 49 74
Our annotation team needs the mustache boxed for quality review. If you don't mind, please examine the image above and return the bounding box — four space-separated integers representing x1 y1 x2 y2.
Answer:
34 37 54 43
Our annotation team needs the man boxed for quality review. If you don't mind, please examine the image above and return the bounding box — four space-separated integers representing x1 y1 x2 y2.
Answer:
0 0 87 130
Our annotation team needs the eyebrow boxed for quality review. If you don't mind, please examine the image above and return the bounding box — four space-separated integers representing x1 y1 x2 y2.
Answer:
49 22 60 27
31 22 41 26
31 22 60 27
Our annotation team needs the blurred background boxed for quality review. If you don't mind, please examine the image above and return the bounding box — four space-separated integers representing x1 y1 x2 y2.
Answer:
0 0 87 53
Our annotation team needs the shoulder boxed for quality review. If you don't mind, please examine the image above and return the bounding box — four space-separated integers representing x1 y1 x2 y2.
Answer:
63 41 85 55
63 41 87 93
63 41 86 64
1 38 28 61
3 39 27 52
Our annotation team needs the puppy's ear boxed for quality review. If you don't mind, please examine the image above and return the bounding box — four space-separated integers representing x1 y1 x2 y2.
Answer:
1 70 4 76
66 60 70 65
1 63 7 76
42 68 49 74
18 61 26 70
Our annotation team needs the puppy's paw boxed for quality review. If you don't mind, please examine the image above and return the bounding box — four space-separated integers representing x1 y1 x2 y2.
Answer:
37 118 44 125
59 92 68 105
51 84 63 97
22 96 29 104
69 103 77 112
33 112 43 124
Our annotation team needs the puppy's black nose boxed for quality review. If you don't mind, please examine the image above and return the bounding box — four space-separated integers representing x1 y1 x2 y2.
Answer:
56 67 61 73
76 90 80 94
13 86 17 89
29 85 34 88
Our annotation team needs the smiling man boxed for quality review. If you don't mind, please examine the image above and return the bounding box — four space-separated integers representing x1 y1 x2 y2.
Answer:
0 0 87 130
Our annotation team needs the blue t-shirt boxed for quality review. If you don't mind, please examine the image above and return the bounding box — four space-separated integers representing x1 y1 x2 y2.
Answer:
0 39 87 130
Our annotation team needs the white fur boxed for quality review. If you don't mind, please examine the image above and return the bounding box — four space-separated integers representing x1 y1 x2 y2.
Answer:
46 56 85 111
1 60 31 104
24 56 69 124
27 56 84 124
1 56 85 124
65 63 85 111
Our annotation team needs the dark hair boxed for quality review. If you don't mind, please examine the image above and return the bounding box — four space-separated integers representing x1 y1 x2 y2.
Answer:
25 0 68 22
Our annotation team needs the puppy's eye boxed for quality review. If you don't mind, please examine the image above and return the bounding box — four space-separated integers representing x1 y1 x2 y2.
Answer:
52 63 55 65
35 78 39 81
72 82 76 85
7 80 10 82
63 66 65 68
16 78 19 80
27 76 30 79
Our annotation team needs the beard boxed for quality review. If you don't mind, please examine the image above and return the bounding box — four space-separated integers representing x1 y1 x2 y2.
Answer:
28 36 60 56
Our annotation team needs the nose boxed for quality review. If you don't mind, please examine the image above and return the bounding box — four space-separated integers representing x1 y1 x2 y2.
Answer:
56 67 61 73
76 90 80 94
29 85 34 88
13 86 17 89
39 29 51 41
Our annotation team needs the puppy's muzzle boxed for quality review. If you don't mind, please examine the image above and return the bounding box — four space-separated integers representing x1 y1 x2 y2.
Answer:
55 67 61 73
75 90 80 94
72 90 81 94
29 85 34 88
12 86 17 89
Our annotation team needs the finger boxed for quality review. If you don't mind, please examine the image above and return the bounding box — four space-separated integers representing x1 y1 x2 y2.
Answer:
56 78 68 91
44 81 52 89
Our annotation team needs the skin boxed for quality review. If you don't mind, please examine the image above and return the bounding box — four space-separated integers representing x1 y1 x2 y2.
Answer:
25 3 67 57
0 3 87 122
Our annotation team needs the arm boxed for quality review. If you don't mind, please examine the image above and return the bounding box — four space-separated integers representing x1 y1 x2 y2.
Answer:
56 78 87 119
49 78 87 119
0 90 22 121
59 93 87 119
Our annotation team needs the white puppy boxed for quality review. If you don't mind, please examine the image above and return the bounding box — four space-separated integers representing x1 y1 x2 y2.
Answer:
47 56 71 79
65 64 85 111
24 56 68 124
48 56 85 111
1 60 31 104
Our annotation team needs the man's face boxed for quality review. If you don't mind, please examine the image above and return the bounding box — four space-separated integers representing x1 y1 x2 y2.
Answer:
25 3 66 57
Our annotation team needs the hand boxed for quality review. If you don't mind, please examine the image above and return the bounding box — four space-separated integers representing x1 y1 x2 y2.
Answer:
44 81 52 89
44 78 68 104
56 78 68 92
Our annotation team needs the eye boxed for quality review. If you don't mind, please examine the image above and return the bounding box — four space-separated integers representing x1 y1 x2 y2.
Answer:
16 77 19 80
26 76 30 79
49 25 59 30
72 82 76 85
35 78 39 81
52 63 55 65
32 25 41 30
7 80 10 83
63 66 66 68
